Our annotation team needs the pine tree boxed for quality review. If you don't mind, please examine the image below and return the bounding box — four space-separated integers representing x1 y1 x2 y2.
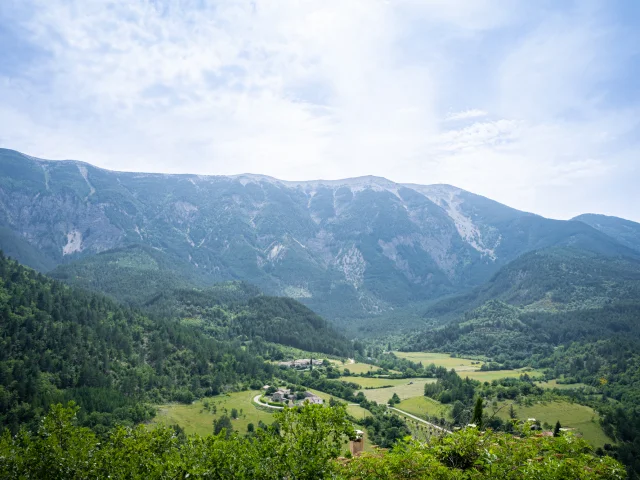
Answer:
472 397 483 428
553 420 562 437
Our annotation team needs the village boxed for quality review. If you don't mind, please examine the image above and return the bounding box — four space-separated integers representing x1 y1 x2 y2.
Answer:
276 358 324 369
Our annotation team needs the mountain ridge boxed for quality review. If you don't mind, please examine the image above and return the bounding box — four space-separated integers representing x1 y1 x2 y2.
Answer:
1 147 638 322
572 213 640 253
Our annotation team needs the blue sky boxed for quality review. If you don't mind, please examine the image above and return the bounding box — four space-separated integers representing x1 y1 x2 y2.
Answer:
0 0 639 221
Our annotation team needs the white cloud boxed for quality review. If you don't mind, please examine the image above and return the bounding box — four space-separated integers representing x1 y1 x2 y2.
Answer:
445 109 488 121
0 0 638 221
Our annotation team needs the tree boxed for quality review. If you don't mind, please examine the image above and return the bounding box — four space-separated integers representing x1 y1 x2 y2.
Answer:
472 397 483 428
452 400 466 424
265 403 355 479
389 393 401 406
554 420 562 437
213 414 233 438
509 403 517 419
247 423 254 433
231 408 239 419
0 403 626 479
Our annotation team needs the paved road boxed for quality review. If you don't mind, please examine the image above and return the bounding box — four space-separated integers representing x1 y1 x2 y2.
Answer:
253 395 451 435
388 406 452 434
253 394 284 410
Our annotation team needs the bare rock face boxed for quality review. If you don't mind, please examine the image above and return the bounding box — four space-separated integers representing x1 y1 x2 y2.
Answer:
0 148 631 321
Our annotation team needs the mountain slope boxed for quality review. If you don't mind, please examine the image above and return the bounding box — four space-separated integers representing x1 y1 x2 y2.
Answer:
46 244 353 355
0 252 354 433
405 247 640 359
0 147 634 321
0 252 276 432
49 244 214 303
144 288 355 356
573 213 640 252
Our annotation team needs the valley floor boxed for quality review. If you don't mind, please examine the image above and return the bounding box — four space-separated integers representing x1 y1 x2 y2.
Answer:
151 352 611 450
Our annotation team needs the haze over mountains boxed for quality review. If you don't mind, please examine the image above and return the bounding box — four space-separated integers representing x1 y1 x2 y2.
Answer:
1 147 639 324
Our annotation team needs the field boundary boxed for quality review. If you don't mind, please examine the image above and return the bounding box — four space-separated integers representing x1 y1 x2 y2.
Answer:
389 406 452 434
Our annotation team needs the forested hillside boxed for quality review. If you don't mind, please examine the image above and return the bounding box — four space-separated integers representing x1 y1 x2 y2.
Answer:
144 287 355 356
574 214 640 253
47 244 354 355
0 252 281 433
49 244 214 304
417 247 640 323
406 247 640 355
399 246 640 477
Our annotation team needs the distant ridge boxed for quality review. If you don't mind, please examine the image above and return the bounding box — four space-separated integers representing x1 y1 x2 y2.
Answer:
1 147 637 323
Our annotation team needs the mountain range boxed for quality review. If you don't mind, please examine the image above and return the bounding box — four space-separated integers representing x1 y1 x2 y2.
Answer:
1 147 639 325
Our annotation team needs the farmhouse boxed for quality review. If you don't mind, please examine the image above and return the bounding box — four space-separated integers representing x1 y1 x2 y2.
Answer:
277 358 324 369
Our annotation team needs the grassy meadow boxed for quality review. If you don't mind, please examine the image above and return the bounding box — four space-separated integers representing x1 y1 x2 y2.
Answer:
392 352 483 371
536 379 589 390
346 404 373 419
362 379 437 404
151 390 275 436
395 395 451 419
329 359 399 375
343 376 433 388
495 400 610 447
461 368 545 382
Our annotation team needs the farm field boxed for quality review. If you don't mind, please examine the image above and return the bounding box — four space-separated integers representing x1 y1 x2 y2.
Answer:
460 368 544 382
151 390 275 436
346 404 372 419
392 352 483 371
308 388 333 402
400 414 441 442
495 400 609 447
537 379 589 390
362 379 437 404
343 376 431 388
330 359 399 375
395 396 451 420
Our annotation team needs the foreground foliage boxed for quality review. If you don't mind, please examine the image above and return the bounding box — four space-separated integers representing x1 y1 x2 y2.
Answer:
338 428 625 480
0 403 624 479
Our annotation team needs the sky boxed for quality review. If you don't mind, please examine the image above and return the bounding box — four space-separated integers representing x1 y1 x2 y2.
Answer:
0 1 639 221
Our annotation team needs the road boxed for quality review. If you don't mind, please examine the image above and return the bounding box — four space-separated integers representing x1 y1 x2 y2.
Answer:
253 394 284 409
388 406 452 434
253 394 452 434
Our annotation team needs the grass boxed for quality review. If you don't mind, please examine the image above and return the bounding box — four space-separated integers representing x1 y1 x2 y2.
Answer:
392 352 483 372
151 389 377 454
392 352 547 382
342 362 382 375
330 359 399 375
395 396 451 420
401 414 441 442
151 390 275 436
495 400 610 447
537 379 589 390
307 388 332 402
460 368 545 382
342 376 433 388
362 379 437 404
346 404 372 419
